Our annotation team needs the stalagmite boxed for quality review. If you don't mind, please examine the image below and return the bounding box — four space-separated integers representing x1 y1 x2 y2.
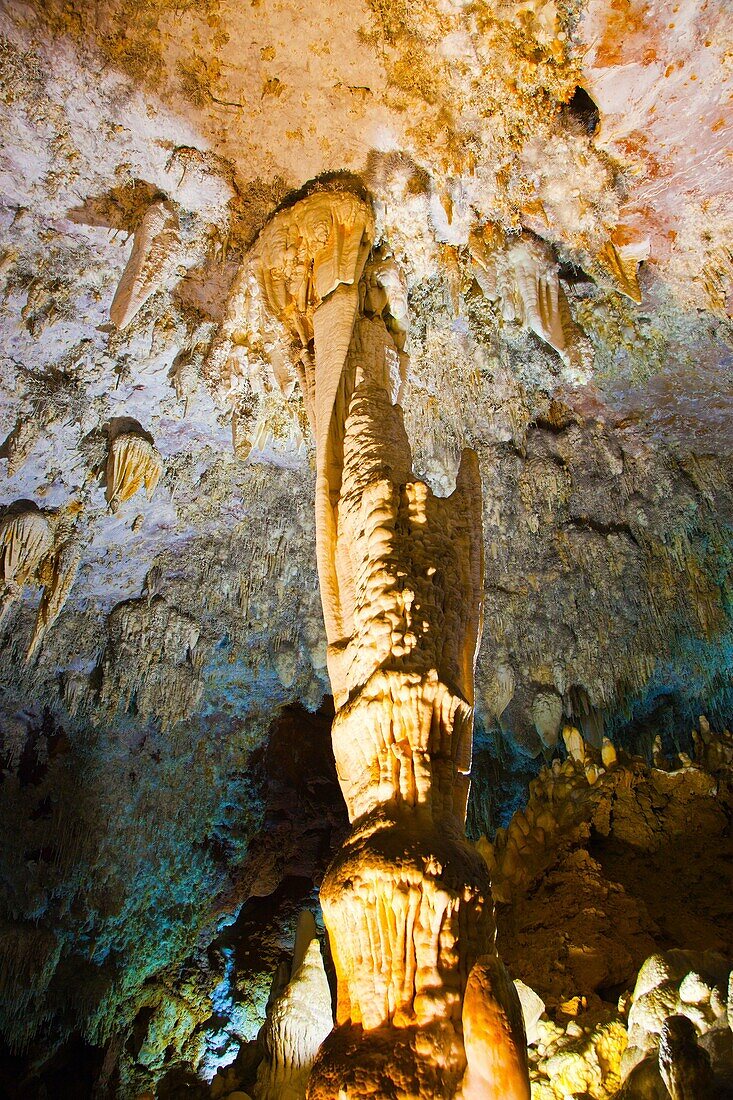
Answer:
291 910 318 978
254 914 334 1100
234 189 529 1099
462 955 530 1099
105 431 163 513
109 199 181 330
658 1015 716 1100
514 980 545 1048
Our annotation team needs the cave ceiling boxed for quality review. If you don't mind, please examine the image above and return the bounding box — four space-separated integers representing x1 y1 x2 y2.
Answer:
0 0 731 1088
0 0 730 742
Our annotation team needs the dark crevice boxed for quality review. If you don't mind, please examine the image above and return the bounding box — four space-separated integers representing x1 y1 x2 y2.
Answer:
564 517 642 548
566 85 600 135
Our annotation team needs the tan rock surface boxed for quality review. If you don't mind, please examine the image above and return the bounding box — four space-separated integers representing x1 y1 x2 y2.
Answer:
0 0 731 1095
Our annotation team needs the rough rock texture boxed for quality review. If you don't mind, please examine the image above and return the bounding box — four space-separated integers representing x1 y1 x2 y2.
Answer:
0 0 731 1094
224 190 526 1096
486 722 733 1100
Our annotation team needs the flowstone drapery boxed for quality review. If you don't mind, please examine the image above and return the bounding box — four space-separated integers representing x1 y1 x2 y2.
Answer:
218 189 529 1098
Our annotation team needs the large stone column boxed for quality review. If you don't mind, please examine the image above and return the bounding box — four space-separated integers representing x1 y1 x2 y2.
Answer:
211 189 530 1098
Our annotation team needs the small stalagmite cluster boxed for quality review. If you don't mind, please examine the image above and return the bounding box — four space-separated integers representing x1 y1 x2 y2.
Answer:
217 188 530 1098
480 719 733 1100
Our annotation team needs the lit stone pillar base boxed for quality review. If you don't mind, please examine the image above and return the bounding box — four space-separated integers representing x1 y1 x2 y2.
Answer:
308 1017 465 1098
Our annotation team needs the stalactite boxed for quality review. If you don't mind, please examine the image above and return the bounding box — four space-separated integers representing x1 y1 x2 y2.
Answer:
0 503 84 656
596 232 650 304
26 532 84 661
469 226 591 378
109 199 181 330
204 189 374 461
0 506 54 623
169 348 201 416
105 431 163 513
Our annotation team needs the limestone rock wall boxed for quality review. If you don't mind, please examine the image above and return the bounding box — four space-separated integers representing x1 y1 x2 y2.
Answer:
0 0 731 1093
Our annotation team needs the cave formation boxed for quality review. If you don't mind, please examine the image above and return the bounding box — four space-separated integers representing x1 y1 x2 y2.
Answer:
0 1 732 1099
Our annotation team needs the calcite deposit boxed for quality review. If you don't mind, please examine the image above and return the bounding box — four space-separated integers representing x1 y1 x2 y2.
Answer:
253 912 333 1100
0 0 731 1095
105 430 164 513
220 190 528 1096
109 200 183 332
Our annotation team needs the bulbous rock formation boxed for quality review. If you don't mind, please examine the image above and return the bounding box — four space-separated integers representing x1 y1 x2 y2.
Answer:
230 189 529 1098
622 949 732 1094
105 431 163 513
